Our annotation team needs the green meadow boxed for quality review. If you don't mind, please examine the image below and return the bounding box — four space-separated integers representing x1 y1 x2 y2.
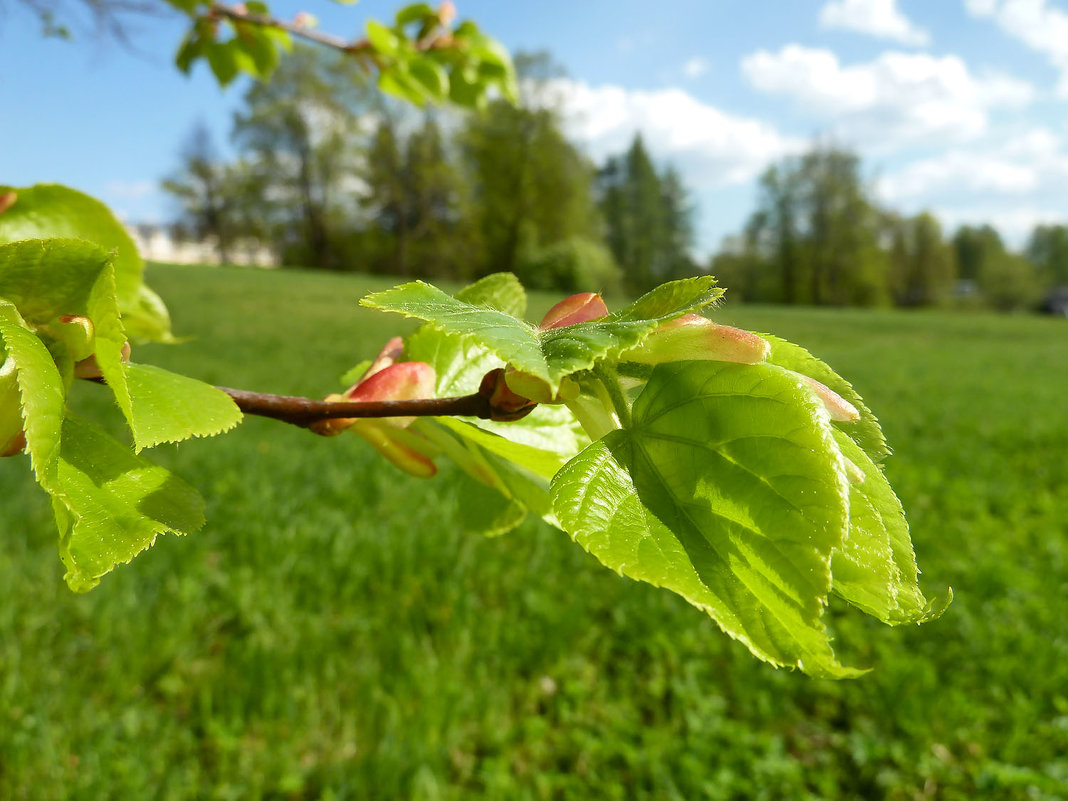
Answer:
1 264 1066 800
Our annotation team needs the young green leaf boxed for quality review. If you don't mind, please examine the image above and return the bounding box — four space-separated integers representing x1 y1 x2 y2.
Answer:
123 363 243 451
54 414 206 592
615 275 723 321
552 361 864 678
454 272 527 317
829 430 946 623
0 300 65 484
449 468 527 538
762 333 889 462
0 238 113 326
394 3 436 27
367 276 729 393
366 19 402 56
362 280 547 379
0 185 164 336
0 239 136 440
408 58 449 103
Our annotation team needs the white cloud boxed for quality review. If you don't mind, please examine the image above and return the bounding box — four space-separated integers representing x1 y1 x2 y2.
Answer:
935 205 1065 245
547 78 803 187
742 45 1035 146
879 127 1068 200
683 57 711 79
105 180 156 200
966 0 1068 96
820 0 931 46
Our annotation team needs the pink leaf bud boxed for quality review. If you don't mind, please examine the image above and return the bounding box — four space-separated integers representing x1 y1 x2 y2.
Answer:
353 336 405 387
346 360 437 428
539 293 609 330
438 1 457 26
0 192 16 217
789 371 860 422
292 11 317 28
311 360 437 437
621 314 770 366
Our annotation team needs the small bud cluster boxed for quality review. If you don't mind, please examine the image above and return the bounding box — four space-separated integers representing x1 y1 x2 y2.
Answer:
310 337 439 477
485 292 859 444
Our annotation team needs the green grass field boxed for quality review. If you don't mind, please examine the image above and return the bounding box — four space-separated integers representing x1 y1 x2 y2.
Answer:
2 264 1066 800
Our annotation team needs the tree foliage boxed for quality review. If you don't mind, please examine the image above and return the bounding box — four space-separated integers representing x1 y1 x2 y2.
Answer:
598 135 697 293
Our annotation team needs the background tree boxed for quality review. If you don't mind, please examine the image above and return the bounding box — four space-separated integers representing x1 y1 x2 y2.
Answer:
887 212 956 307
460 55 600 278
598 136 697 293
952 224 1040 310
744 144 889 306
161 123 238 263
1026 224 1068 289
232 45 371 269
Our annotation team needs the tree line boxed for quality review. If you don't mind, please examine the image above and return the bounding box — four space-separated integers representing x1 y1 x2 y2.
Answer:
163 48 691 297
714 147 1068 312
164 47 1067 312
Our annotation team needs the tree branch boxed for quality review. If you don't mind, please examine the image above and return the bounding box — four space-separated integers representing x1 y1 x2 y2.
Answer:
218 386 493 428
209 3 366 53
208 2 451 57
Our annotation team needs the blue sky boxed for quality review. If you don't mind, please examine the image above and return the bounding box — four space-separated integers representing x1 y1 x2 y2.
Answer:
3 0 1068 254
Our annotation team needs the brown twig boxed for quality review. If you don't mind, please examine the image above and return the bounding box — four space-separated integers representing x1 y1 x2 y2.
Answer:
208 2 450 56
209 3 366 53
218 386 493 428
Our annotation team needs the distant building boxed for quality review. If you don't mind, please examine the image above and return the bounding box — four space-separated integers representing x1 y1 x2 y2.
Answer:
126 223 278 268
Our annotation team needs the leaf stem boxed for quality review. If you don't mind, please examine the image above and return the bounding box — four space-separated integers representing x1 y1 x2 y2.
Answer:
593 364 632 429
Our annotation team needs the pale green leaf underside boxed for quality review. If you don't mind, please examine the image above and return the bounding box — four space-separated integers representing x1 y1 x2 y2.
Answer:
830 430 948 623
762 333 888 462
450 468 527 538
413 419 554 526
124 363 243 451
552 361 863 678
436 417 567 478
55 414 205 592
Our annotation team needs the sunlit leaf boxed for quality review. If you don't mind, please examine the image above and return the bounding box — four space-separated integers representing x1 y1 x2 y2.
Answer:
124 363 243 451
552 361 864 678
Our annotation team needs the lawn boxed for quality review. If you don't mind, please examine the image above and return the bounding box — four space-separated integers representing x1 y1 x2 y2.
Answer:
1 264 1066 800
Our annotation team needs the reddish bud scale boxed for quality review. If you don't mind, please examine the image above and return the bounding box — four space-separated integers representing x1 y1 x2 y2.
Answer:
0 192 16 217
539 293 609 330
311 356 439 476
790 372 860 422
1 430 26 458
479 368 537 421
